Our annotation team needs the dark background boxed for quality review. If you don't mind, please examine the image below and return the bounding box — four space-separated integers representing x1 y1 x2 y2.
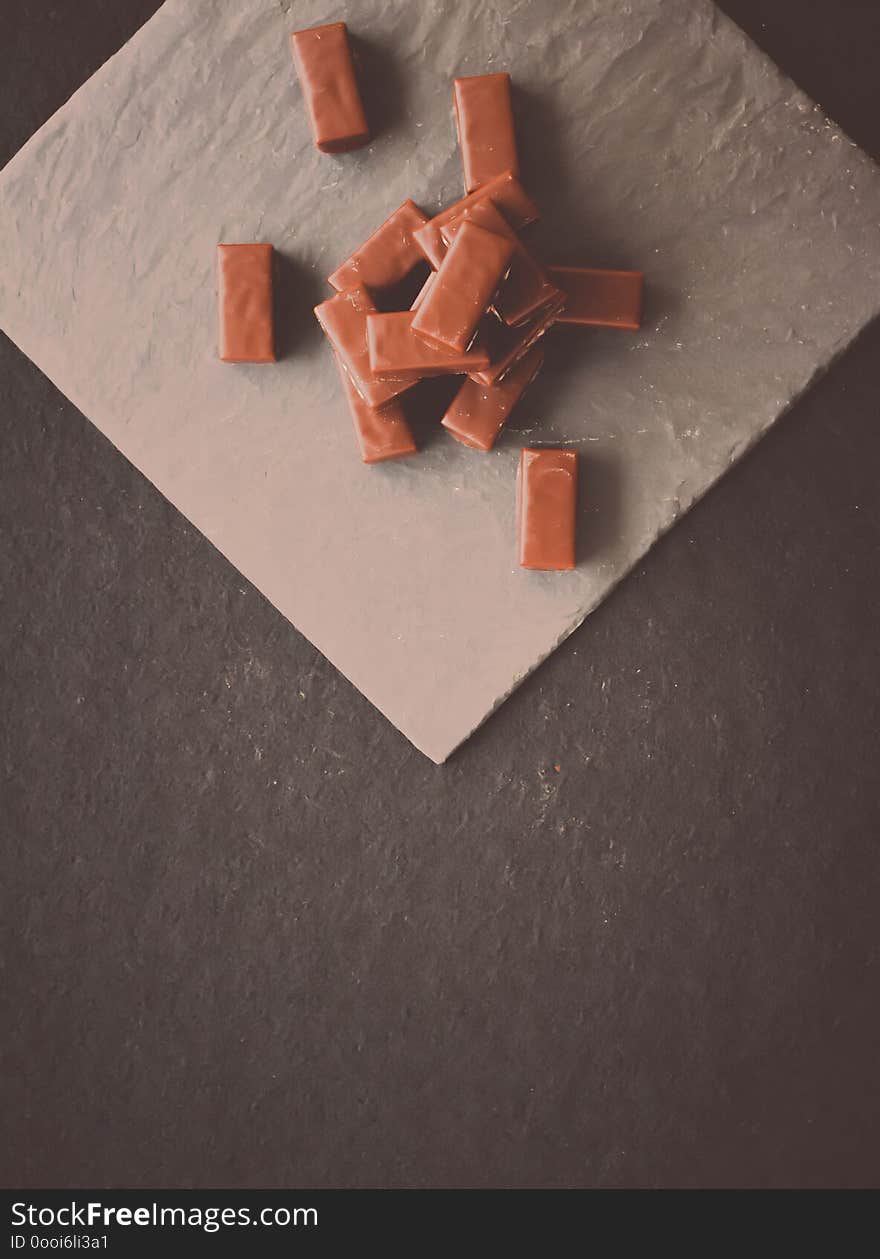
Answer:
1 1 878 1190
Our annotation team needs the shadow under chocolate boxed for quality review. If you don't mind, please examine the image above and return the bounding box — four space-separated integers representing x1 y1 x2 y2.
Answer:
273 250 324 361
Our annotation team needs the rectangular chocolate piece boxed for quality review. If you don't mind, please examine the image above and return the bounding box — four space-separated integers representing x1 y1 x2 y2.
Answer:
328 200 430 292
315 285 413 407
334 353 416 464
411 220 514 353
367 311 490 380
441 344 543 452
517 448 578 571
469 291 565 387
290 22 369 154
217 243 275 364
549 267 644 330
413 171 540 269
453 73 519 194
441 199 561 326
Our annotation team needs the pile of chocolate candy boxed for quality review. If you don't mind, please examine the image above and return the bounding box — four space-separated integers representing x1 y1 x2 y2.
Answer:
218 21 644 571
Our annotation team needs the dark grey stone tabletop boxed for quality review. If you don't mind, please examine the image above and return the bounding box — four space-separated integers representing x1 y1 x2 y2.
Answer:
1 0 879 1188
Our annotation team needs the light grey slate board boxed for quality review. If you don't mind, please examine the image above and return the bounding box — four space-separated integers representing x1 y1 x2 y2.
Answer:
1 0 879 761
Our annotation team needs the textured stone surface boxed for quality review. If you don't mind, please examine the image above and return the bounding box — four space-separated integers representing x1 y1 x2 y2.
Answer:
2 0 880 760
2 0 880 1190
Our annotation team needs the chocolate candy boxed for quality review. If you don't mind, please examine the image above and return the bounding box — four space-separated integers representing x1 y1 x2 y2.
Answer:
469 291 565 387
290 22 369 154
411 220 514 353
413 171 539 269
441 345 543 452
328 200 430 292
549 267 644 329
217 243 275 364
366 311 490 380
517 448 577 571
335 353 416 464
453 73 519 194
441 199 560 327
315 284 413 407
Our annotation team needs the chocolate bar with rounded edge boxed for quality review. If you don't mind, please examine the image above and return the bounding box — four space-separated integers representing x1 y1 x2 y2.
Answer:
413 171 539 270
549 267 644 329
367 311 490 380
290 22 369 154
517 448 578 571
411 220 515 353
334 353 416 464
217 243 275 364
469 290 565 387
441 344 543 452
441 199 560 327
315 285 414 407
328 200 430 291
453 73 518 194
